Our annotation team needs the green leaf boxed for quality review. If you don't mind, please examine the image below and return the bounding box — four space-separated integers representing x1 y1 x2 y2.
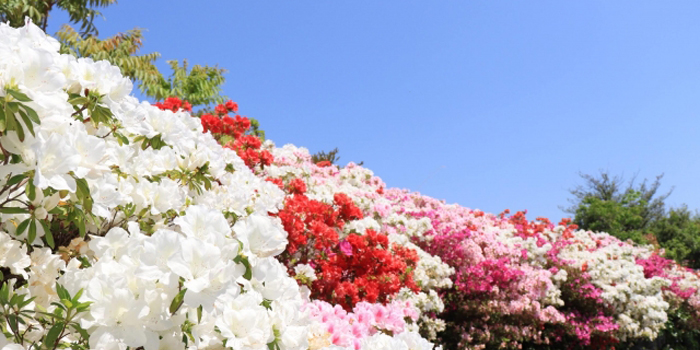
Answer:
15 218 30 235
51 302 67 312
0 207 28 214
55 283 70 301
28 219 36 244
0 283 10 304
67 96 89 106
6 174 26 187
7 89 32 102
44 322 64 348
77 217 86 238
72 288 84 303
14 117 25 142
75 178 90 197
9 293 26 307
23 105 40 124
6 101 19 114
114 132 129 145
17 108 34 137
43 220 54 248
18 295 35 309
75 300 92 313
26 180 36 201
169 288 187 315
7 314 20 334
0 105 6 132
234 255 253 280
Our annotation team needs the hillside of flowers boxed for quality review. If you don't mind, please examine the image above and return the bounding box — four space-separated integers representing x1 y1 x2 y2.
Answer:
0 19 699 350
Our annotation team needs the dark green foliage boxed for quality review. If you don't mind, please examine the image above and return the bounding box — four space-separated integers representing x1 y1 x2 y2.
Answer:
564 172 671 244
312 147 341 165
564 171 700 269
657 305 700 350
648 207 700 269
0 0 117 36
144 59 227 108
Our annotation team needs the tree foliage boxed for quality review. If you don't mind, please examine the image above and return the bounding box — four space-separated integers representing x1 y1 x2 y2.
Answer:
564 171 700 269
143 59 227 107
0 0 116 36
311 147 341 165
648 206 700 269
564 172 671 235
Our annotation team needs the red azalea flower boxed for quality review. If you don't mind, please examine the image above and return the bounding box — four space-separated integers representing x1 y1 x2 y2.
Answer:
225 100 239 112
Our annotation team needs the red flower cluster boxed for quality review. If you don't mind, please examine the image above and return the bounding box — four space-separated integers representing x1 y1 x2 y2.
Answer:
315 229 420 310
276 192 352 255
273 176 419 310
224 136 273 169
504 210 578 240
153 97 192 112
202 114 250 138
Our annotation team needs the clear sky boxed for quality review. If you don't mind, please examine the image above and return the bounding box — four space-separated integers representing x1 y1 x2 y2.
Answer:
48 1 700 221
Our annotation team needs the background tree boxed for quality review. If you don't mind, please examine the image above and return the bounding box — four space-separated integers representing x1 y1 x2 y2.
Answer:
648 206 700 269
564 171 700 269
563 171 671 243
312 147 341 165
144 59 227 108
0 0 116 36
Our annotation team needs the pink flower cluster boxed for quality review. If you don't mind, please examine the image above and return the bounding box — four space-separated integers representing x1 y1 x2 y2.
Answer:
304 299 420 349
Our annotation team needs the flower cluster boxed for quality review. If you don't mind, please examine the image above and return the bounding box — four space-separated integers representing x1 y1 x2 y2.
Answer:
270 177 420 310
153 96 192 113
304 299 421 349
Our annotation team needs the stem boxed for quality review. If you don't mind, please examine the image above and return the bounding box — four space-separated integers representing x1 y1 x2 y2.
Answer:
0 177 28 199
0 188 26 208
49 309 72 350
97 129 114 139
71 105 89 119
1 304 22 344
41 1 54 32
0 142 10 166
98 209 120 235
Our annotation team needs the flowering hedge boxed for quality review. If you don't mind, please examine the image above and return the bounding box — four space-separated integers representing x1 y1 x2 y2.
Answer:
260 144 700 349
0 19 699 350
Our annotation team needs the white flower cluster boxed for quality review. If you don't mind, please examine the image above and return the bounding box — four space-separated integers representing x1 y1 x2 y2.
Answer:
389 233 454 290
0 19 305 350
395 288 447 341
549 229 671 340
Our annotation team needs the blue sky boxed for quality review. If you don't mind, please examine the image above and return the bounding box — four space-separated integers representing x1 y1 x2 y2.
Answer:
48 1 700 221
